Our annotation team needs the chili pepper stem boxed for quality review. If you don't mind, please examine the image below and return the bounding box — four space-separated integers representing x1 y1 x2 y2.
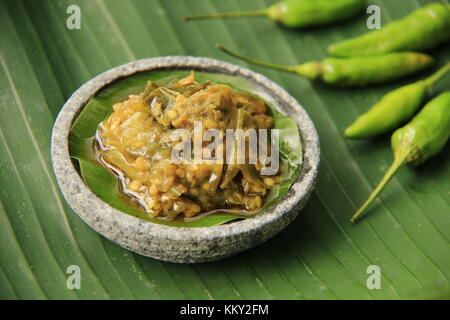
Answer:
215 44 298 73
350 148 410 223
184 9 268 21
423 62 450 89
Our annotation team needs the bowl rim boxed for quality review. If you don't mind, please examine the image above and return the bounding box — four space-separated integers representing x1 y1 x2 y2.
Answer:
51 56 319 244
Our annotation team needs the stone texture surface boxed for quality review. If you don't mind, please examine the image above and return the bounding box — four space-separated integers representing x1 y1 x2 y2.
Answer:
51 56 320 263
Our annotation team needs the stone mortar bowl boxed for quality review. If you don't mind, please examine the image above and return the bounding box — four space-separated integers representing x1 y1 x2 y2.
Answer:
51 56 320 263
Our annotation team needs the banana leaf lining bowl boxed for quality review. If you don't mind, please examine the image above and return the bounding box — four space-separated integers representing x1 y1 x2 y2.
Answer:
51 56 320 263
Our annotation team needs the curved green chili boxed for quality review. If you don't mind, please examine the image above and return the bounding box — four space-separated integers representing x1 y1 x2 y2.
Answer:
351 91 450 222
216 44 433 87
329 3 450 57
184 0 366 28
345 62 450 139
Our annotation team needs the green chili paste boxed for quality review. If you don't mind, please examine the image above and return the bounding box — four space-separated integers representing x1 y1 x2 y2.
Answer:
95 72 282 220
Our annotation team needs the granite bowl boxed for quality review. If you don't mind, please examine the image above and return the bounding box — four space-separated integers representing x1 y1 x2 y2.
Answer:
51 56 320 263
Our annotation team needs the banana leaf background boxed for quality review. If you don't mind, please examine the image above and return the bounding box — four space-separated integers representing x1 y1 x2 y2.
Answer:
0 0 449 300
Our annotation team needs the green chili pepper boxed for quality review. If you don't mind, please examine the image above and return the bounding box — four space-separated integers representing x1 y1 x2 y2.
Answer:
345 62 450 139
329 3 450 57
216 44 433 87
351 91 450 222
184 0 366 28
